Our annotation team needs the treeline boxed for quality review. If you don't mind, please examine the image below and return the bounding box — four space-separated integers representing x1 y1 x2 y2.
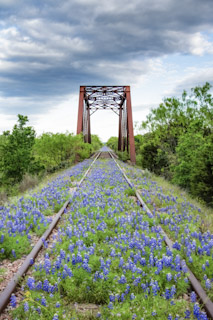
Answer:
107 83 213 207
0 115 102 199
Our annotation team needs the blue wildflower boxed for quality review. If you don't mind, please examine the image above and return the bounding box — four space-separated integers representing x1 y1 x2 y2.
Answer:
108 302 113 310
24 302 29 312
190 291 196 303
10 294 16 308
130 293 135 300
184 309 191 319
193 303 200 317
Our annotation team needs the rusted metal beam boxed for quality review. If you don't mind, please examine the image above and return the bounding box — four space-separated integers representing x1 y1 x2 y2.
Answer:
118 106 122 151
125 86 136 164
87 107 91 144
77 86 85 134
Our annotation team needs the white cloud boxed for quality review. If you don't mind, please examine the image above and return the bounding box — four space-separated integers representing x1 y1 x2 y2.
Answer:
0 0 22 5
0 0 213 139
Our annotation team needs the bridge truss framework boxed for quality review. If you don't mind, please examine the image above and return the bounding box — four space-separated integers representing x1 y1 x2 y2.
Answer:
77 86 136 163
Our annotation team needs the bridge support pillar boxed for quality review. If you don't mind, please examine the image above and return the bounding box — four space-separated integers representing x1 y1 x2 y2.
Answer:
118 106 122 151
126 86 136 164
77 86 85 134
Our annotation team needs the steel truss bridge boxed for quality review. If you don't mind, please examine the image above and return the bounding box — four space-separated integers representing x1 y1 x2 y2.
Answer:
77 86 136 163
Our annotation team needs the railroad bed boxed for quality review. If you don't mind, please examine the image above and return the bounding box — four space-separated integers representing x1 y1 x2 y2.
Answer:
0 150 213 320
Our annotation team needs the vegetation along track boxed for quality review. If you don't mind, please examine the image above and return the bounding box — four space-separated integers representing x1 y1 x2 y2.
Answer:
0 148 213 319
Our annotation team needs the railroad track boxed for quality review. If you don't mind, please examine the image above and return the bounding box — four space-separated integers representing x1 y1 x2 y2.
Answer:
0 150 213 319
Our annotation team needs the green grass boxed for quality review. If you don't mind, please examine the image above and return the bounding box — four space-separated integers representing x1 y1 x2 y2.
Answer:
0 267 6 283
152 174 213 233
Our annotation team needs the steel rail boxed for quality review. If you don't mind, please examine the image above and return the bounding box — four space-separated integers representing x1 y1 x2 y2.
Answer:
0 152 101 314
109 151 213 319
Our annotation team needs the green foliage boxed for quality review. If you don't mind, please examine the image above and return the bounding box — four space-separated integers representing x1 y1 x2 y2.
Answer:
33 132 76 172
0 115 102 199
173 132 213 206
117 150 130 162
90 134 103 152
137 82 213 206
106 136 118 152
0 115 36 185
0 233 30 261
33 132 102 173
106 136 130 161
124 187 136 197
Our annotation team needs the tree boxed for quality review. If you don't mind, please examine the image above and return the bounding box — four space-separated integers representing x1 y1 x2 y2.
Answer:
137 82 213 206
173 132 213 206
1 115 36 184
106 137 118 152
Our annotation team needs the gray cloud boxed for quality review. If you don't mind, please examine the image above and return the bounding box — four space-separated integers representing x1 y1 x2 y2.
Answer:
0 0 213 115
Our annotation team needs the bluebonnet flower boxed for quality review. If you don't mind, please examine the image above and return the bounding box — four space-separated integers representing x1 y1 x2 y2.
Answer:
43 279 49 292
52 314 59 320
118 275 126 284
24 302 29 312
119 257 124 267
193 303 200 317
133 277 141 286
42 238 48 248
205 279 211 289
120 293 125 302
10 294 16 308
55 302 60 308
165 288 170 300
109 294 115 302
11 249 16 258
188 256 193 263
36 307 41 314
166 273 172 281
0 234 4 243
130 293 135 300
76 252 82 263
36 280 42 290
184 309 191 319
199 311 208 320
27 277 35 290
41 297 47 306
108 302 113 309
44 258 51 273
190 291 196 303
170 285 176 297
184 277 188 283
173 241 181 250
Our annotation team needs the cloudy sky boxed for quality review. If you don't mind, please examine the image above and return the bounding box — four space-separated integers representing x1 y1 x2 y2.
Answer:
0 0 213 141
